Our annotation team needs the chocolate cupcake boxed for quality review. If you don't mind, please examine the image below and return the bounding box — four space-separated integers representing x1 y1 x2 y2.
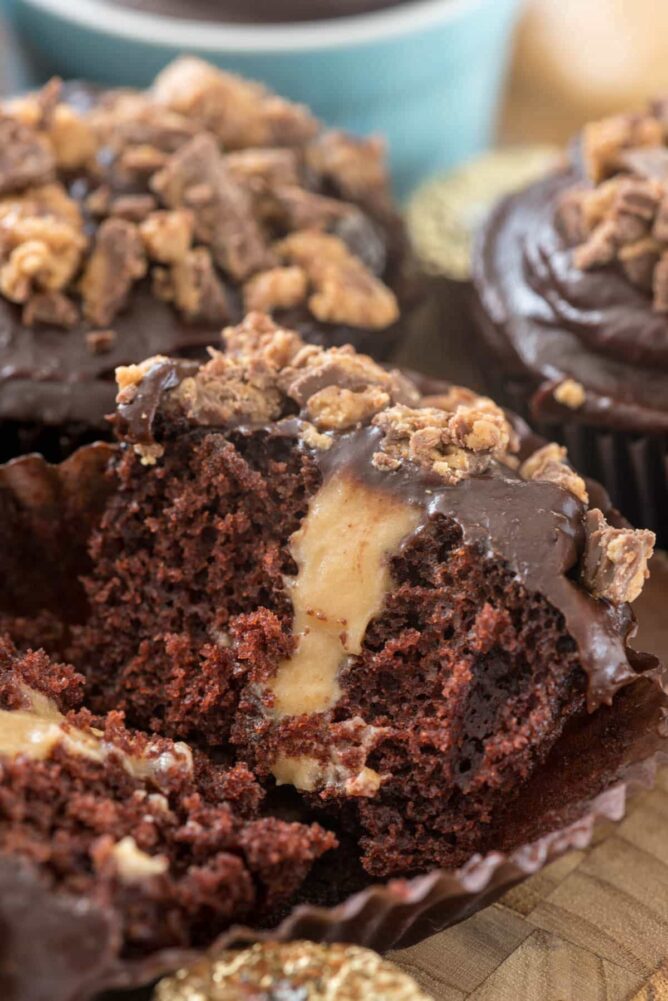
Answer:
4 312 662 868
472 103 668 542
0 57 416 462
156 943 431 1001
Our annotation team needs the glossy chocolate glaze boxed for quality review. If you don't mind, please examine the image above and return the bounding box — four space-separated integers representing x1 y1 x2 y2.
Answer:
117 358 657 713
474 170 668 435
112 0 412 22
0 84 407 455
316 424 650 713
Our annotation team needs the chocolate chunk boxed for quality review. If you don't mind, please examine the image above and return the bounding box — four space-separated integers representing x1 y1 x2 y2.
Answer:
109 194 158 222
80 217 147 326
22 290 79 329
0 117 55 195
581 508 655 604
154 246 229 324
307 130 391 208
151 133 271 281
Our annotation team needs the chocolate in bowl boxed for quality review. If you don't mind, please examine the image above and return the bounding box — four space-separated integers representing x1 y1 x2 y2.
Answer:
0 62 417 462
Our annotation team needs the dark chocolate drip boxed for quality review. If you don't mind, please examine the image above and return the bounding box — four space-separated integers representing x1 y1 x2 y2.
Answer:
474 169 668 434
310 424 645 712
115 358 199 444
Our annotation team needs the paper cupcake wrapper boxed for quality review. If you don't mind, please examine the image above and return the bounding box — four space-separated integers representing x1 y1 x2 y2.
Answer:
0 447 665 1001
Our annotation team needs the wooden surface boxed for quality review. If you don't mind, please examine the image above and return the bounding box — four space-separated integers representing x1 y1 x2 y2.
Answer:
389 555 668 1001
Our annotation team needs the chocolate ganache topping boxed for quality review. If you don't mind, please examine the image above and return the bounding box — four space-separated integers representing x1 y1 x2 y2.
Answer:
0 58 410 452
115 312 659 713
474 101 668 435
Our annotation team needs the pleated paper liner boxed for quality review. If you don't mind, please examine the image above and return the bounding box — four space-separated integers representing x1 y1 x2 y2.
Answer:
0 445 665 1001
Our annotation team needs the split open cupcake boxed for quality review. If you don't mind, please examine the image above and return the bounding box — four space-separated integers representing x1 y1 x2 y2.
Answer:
0 312 665 1001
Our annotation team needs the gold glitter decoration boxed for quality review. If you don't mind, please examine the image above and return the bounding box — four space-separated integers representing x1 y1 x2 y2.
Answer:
154 941 432 1001
406 146 561 281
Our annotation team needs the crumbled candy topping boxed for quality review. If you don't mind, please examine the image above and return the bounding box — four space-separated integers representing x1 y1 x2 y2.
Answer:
0 58 400 333
559 99 668 309
115 312 655 607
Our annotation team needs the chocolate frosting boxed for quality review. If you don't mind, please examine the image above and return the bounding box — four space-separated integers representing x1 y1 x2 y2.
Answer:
0 83 408 447
310 423 652 712
474 169 668 434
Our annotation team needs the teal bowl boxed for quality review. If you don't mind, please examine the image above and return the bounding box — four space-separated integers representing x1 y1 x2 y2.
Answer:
11 0 523 194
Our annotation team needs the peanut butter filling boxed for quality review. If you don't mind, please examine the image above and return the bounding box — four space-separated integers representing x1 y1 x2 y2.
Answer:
109 836 169 884
268 472 420 793
0 686 192 783
270 473 421 717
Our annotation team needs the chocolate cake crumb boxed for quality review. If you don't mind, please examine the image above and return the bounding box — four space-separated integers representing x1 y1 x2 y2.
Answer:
0 637 336 956
581 508 655 603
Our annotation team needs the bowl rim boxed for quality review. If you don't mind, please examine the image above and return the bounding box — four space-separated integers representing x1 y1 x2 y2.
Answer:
16 0 490 52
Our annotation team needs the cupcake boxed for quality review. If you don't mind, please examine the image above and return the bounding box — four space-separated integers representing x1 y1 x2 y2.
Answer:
0 57 415 462
472 101 668 542
156 942 431 1001
0 313 664 1000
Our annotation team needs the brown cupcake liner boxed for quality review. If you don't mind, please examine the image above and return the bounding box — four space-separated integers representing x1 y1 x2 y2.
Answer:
0 447 666 1001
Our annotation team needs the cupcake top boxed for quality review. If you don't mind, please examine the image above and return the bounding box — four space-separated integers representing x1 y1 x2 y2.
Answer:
156 943 431 1001
113 311 656 719
473 99 668 435
0 57 409 444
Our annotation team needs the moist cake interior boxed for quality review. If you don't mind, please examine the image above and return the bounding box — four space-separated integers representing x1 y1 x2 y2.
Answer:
0 313 660 969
